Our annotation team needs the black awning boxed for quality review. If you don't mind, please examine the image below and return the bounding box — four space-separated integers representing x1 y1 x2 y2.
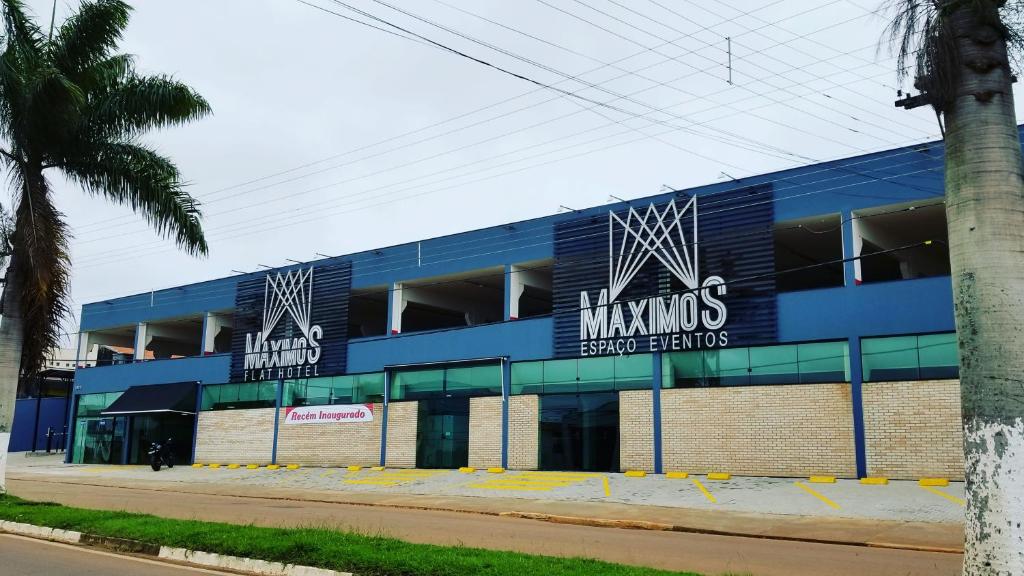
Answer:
101 381 198 416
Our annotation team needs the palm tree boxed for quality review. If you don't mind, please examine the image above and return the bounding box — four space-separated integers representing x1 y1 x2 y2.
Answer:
887 1 1024 573
0 0 210 493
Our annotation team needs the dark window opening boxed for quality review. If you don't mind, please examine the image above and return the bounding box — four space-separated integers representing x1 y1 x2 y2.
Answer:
348 288 388 338
399 268 504 334
856 201 950 283
774 214 844 292
512 261 553 318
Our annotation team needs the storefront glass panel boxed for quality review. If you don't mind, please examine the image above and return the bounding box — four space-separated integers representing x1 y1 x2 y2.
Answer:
613 355 653 390
510 362 543 395
415 397 469 469
201 382 275 410
539 393 619 472
577 357 614 393
862 333 959 381
798 341 850 383
749 345 798 385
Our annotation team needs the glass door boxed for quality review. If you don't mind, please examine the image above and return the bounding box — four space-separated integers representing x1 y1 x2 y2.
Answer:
539 392 619 472
416 398 469 469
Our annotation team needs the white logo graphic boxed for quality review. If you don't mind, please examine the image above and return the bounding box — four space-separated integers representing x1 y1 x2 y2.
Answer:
609 197 698 301
579 197 729 357
243 266 323 381
262 267 315 340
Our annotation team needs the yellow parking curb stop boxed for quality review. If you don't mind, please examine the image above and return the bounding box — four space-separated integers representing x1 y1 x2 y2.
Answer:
266 464 280 470
191 463 203 468
286 464 301 470
624 470 647 478
227 464 240 469
860 477 889 485
809 476 836 483
370 466 386 471
707 472 731 481
919 478 949 487
347 465 362 472
208 463 221 469
458 467 476 473
666 471 689 479
246 464 259 469
487 467 505 474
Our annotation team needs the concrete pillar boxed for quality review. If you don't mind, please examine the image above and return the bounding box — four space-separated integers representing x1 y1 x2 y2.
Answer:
76 332 91 368
389 283 404 335
133 322 147 361
508 265 525 320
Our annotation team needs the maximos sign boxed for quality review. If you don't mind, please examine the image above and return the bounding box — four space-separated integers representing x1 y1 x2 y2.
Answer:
579 197 728 356
243 266 323 381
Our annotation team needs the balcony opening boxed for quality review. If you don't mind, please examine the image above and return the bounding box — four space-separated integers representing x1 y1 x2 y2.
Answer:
201 311 234 354
398 267 505 334
143 316 204 359
854 200 949 283
774 214 844 292
349 286 388 338
84 326 138 366
511 260 553 319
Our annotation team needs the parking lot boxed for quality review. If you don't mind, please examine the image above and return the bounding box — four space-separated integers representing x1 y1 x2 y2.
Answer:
13 456 965 524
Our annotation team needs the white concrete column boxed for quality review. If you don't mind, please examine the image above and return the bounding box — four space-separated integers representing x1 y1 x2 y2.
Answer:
133 322 147 361
508 265 525 320
389 283 405 335
76 332 90 368
202 312 230 354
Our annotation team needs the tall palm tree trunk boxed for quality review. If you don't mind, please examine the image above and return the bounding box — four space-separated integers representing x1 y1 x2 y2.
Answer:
943 5 1024 574
0 259 24 494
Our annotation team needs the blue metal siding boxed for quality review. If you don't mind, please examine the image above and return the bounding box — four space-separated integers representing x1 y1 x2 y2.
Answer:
346 316 553 373
73 354 231 394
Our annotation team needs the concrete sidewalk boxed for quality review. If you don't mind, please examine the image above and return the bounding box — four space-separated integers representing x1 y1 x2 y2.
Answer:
7 456 964 553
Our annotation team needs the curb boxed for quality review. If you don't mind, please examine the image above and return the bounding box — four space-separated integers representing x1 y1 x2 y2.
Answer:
496 512 963 554
0 520 351 576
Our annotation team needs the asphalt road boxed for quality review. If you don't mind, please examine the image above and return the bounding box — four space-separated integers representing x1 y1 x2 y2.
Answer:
0 533 229 575
8 479 961 576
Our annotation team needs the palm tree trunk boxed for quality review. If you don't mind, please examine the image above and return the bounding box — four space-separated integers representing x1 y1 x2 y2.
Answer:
0 257 24 494
942 4 1024 574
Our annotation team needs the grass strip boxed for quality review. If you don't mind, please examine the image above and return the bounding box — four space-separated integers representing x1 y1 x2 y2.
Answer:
0 495 698 576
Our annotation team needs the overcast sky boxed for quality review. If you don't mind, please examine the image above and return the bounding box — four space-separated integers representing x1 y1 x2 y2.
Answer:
19 0 1017 342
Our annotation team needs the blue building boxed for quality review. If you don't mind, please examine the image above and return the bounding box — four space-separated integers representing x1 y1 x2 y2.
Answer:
61 134 964 480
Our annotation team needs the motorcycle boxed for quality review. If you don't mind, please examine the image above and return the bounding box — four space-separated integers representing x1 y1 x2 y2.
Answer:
148 440 175 471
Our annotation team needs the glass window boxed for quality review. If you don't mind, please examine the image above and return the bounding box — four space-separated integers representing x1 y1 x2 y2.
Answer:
662 341 851 388
862 335 920 381
917 333 959 379
200 382 275 410
542 359 578 394
705 348 749 386
798 341 850 383
613 354 652 390
353 373 385 403
862 333 958 381
662 351 704 388
749 345 798 385
76 392 123 417
511 361 543 395
391 369 445 401
446 365 502 396
577 356 614 393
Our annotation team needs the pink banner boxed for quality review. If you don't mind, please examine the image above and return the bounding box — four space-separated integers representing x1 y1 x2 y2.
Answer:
283 404 373 424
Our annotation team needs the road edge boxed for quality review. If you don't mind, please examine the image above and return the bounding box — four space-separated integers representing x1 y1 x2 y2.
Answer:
0 520 351 576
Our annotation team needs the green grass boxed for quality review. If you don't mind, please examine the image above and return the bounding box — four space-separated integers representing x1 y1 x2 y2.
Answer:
0 495 700 576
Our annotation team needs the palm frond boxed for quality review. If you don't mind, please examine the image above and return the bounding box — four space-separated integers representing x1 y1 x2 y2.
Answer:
84 74 211 140
9 171 71 376
50 0 130 75
60 141 207 255
1 0 44 59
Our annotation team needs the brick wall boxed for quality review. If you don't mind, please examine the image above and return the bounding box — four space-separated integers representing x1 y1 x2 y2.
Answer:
661 384 857 477
862 379 964 480
469 396 503 469
507 395 538 470
620 390 654 472
385 401 417 468
275 403 382 467
194 408 275 465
